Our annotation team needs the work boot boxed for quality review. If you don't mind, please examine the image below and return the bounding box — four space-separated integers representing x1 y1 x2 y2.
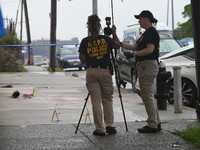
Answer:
105 126 117 134
93 130 105 136
138 126 158 133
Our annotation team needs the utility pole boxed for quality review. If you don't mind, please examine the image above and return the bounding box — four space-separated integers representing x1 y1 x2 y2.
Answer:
92 0 98 14
49 0 57 72
191 0 200 120
171 0 175 37
166 0 169 26
20 0 23 41
24 0 33 65
20 0 24 64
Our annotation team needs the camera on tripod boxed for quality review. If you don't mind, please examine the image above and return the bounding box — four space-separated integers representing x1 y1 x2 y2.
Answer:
104 17 112 36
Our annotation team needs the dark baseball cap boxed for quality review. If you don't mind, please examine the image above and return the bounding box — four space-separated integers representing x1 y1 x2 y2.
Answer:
134 10 157 22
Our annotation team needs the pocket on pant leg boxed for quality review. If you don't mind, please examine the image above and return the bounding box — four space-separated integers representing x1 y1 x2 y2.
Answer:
101 71 113 97
86 72 101 97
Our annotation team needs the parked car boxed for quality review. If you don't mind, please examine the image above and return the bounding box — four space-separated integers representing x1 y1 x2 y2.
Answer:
159 44 196 107
178 37 194 47
56 46 86 70
115 34 181 92
115 36 137 91
33 55 47 66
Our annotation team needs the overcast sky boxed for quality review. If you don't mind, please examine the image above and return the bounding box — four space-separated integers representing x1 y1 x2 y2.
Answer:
1 0 190 42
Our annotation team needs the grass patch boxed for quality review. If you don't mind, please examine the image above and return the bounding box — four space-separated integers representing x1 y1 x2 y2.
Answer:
176 123 200 148
55 67 64 72
42 66 64 72
21 66 28 72
72 73 79 77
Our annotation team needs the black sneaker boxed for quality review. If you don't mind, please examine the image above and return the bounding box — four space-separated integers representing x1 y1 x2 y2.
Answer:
138 126 158 133
158 123 162 131
93 130 106 136
106 126 117 134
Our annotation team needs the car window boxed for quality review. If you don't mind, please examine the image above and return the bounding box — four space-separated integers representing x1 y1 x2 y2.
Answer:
188 41 194 45
121 37 136 52
61 48 79 55
34 56 44 62
183 48 195 59
178 38 194 47
166 48 195 60
61 50 71 55
160 39 181 53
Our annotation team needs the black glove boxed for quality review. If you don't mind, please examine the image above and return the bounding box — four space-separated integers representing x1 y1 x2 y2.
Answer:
124 52 134 59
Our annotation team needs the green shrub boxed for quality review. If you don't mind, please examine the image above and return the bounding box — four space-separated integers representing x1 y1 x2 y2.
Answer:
0 31 21 45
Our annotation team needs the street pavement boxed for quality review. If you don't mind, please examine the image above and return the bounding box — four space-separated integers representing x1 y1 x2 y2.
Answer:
0 65 199 150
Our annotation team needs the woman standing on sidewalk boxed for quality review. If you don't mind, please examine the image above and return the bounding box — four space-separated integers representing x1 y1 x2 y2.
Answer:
120 10 161 133
78 14 120 136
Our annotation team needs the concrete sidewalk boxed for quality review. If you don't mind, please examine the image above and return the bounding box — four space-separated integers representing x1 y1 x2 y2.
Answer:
0 65 198 150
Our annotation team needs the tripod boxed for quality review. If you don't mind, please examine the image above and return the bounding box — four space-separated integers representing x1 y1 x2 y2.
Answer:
109 0 128 131
75 93 89 134
110 48 128 132
75 50 129 133
74 49 128 134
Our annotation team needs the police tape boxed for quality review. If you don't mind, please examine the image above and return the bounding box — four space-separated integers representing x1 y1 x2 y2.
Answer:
0 43 80 47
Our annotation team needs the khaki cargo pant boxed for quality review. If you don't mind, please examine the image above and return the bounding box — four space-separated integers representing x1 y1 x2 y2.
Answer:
136 60 160 128
86 67 115 133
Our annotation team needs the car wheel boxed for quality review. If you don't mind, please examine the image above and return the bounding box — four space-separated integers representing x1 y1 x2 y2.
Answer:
131 69 137 92
59 62 63 68
167 78 196 107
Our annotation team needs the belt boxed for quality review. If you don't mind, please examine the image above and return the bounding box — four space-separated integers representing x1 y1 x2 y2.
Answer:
89 66 109 69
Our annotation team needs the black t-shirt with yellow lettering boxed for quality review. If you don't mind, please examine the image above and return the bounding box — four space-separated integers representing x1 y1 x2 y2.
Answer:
79 35 115 67
136 27 160 62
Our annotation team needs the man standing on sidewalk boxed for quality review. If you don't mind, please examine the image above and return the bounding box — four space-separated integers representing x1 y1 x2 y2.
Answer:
78 14 120 136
